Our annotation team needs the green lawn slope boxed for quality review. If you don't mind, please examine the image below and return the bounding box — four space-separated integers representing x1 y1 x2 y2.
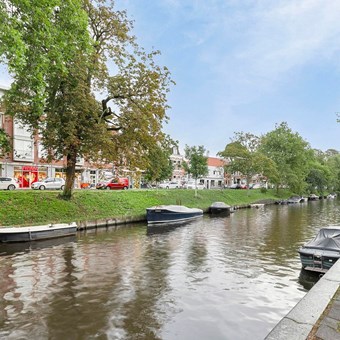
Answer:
0 188 290 227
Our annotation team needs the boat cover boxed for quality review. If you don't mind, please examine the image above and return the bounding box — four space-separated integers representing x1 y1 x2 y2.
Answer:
210 202 231 208
147 205 202 213
304 227 340 252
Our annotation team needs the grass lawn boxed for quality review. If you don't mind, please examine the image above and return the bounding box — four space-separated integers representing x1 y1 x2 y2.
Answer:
0 188 290 227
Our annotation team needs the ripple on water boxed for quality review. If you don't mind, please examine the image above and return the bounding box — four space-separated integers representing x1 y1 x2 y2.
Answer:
0 200 339 340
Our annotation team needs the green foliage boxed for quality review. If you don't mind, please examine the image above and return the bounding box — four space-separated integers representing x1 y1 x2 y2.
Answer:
260 122 313 194
0 128 10 157
306 167 328 194
144 135 176 183
218 132 278 187
323 153 340 192
183 145 208 180
0 0 173 199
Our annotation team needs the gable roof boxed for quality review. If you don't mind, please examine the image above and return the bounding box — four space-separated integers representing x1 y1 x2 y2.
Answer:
207 157 225 167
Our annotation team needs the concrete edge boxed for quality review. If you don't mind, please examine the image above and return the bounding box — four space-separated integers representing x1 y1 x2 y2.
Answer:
265 260 340 339
76 215 146 230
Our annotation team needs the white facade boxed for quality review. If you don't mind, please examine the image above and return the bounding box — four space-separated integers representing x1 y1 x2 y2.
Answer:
170 146 185 184
200 158 225 189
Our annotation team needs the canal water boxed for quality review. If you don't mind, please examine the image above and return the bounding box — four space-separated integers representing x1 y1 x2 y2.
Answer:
1 199 339 340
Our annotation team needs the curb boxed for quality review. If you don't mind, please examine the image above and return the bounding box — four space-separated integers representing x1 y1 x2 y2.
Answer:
265 260 340 339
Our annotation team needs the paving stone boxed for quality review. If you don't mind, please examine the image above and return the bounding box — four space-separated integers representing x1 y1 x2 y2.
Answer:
315 323 340 340
321 316 339 331
328 303 340 321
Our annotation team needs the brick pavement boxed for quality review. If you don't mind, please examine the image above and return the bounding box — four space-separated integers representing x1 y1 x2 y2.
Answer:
307 287 340 340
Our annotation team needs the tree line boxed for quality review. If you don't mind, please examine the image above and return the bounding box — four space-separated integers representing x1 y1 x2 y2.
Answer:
218 122 340 195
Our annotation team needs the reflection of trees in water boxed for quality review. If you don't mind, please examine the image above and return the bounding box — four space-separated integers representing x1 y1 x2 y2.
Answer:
186 232 208 273
118 240 171 340
0 243 79 339
42 228 172 340
259 201 340 267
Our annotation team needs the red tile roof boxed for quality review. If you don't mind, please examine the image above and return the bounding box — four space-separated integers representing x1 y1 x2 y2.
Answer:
207 157 225 167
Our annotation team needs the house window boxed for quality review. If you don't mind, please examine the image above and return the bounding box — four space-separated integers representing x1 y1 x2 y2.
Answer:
76 156 84 165
13 120 34 162
38 142 48 159
14 120 32 137
13 138 34 161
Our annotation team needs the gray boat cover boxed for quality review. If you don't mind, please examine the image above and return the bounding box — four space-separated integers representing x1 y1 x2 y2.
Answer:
147 205 203 213
210 202 231 208
304 227 340 252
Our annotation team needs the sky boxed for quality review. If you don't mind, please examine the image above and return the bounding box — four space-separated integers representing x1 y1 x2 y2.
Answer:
1 0 340 156
114 0 340 156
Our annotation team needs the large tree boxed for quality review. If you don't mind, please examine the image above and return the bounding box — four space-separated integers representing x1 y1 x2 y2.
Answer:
260 122 313 194
144 136 176 184
218 132 277 190
0 0 173 198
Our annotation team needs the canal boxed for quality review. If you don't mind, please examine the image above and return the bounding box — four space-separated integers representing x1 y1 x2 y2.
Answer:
0 199 339 340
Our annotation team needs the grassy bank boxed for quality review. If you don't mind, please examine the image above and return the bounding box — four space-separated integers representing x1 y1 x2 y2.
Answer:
0 188 291 227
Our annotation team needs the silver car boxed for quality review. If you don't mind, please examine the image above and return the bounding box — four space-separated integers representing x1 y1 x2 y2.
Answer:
158 181 179 189
31 177 65 190
0 177 19 190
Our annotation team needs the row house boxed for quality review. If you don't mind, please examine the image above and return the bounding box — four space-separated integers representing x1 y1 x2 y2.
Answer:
169 146 186 183
169 148 227 189
203 157 225 189
0 85 111 188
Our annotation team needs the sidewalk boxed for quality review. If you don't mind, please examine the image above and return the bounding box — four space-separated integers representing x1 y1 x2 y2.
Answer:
307 286 340 340
265 259 340 339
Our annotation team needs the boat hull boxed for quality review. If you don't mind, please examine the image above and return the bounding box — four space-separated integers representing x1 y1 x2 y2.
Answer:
146 205 203 224
209 207 231 215
0 223 77 243
209 202 231 216
299 249 340 273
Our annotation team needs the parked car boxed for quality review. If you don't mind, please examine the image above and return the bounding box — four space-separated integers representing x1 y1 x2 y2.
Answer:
31 177 65 190
0 177 19 190
183 181 205 190
249 183 262 189
96 177 129 190
158 181 179 189
225 183 239 189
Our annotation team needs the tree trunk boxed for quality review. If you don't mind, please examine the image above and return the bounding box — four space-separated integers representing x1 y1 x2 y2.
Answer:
60 151 77 200
246 174 251 196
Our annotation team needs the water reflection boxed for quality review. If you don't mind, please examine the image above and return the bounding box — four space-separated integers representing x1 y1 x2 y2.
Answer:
298 268 323 290
0 200 339 340
0 235 77 256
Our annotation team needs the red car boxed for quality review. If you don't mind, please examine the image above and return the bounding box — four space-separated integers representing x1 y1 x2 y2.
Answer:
96 177 129 190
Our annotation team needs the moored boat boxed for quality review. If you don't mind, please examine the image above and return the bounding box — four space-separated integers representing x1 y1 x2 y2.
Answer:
327 193 337 199
209 202 232 215
298 226 340 273
287 196 302 204
146 205 203 224
0 222 77 243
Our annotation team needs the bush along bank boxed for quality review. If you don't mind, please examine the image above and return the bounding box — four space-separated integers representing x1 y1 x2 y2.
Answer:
0 189 291 227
